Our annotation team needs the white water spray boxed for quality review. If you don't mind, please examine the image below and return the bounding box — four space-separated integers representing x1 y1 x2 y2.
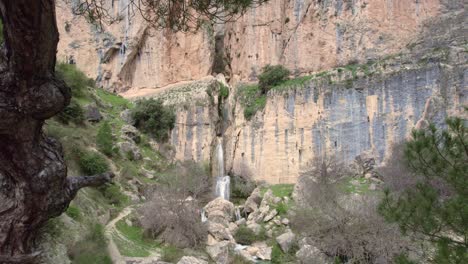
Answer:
215 138 230 200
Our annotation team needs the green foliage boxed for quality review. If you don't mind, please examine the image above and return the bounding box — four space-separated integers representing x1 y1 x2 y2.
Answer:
161 245 184 263
274 202 288 216
234 225 267 245
56 99 85 125
271 243 297 264
237 84 266 120
75 148 109 175
219 83 230 99
263 184 294 198
99 184 128 207
231 176 256 200
131 98 175 142
66 205 81 221
69 224 112 264
234 225 257 245
56 62 94 98
258 64 290 94
96 121 114 156
113 218 159 257
379 117 468 263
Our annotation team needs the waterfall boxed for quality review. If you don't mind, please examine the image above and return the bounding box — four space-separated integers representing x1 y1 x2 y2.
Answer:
215 137 230 200
235 207 241 221
201 209 207 223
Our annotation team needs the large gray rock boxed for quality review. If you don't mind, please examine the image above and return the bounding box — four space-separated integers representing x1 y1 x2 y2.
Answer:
117 141 142 160
276 231 296 253
206 241 234 264
243 187 262 214
204 197 235 226
86 104 102 122
177 256 208 264
121 124 141 143
120 109 135 125
296 244 328 264
207 221 233 242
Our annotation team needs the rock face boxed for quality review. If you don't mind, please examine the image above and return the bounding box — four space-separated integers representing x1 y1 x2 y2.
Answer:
56 0 445 93
56 1 466 184
276 231 296 252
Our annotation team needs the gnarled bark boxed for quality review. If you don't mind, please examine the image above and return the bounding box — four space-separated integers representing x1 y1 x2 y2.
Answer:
0 1 113 263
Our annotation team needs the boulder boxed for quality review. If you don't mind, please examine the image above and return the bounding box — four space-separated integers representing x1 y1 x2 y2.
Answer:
207 222 233 242
86 104 102 122
206 241 234 264
121 125 141 143
120 109 135 125
281 218 290 225
177 256 208 264
117 141 142 160
243 187 262 214
263 209 278 222
235 218 246 226
252 242 272 260
296 244 328 264
276 231 296 253
204 197 235 226
246 223 261 235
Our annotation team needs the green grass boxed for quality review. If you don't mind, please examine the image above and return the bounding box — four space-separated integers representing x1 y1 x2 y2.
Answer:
339 177 372 194
113 218 160 257
69 224 112 264
66 205 81 220
96 88 131 109
161 245 184 263
262 184 295 198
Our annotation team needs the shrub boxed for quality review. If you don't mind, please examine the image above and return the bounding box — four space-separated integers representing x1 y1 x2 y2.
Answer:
237 84 266 120
56 99 85 125
231 175 256 200
258 64 290 94
66 205 81 220
76 149 109 175
131 98 175 142
56 62 94 98
68 224 112 264
233 225 257 245
291 156 413 264
161 245 184 263
229 253 251 264
96 121 114 156
99 184 128 207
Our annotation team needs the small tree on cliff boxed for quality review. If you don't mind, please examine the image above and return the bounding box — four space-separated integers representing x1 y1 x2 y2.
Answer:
379 117 468 263
0 0 267 262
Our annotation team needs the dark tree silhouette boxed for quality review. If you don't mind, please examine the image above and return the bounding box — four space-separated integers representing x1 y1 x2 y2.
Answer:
0 0 266 263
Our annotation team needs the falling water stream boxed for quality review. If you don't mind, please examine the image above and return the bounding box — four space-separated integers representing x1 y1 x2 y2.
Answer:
215 137 230 200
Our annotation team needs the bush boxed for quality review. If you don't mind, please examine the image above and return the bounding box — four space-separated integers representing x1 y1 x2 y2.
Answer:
161 245 184 263
258 64 290 94
231 176 256 200
66 205 81 220
271 243 297 264
76 149 109 175
56 99 85 125
229 253 251 264
233 225 257 245
131 98 175 142
99 184 128 207
96 121 114 156
68 224 112 264
233 225 267 245
56 62 94 98
237 84 266 120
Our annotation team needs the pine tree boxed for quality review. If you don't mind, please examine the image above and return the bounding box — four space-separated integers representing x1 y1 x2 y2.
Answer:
379 116 468 263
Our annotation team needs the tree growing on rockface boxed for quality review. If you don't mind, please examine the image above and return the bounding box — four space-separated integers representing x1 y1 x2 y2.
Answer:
379 117 468 263
0 1 266 262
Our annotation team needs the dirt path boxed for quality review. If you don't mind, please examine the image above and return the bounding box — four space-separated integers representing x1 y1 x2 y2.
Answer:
105 206 161 264
105 207 133 264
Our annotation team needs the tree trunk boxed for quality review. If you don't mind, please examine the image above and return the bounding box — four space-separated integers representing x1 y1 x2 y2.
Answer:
0 1 113 263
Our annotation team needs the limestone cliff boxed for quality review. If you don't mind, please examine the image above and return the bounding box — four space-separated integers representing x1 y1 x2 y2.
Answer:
56 0 448 91
148 5 467 183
